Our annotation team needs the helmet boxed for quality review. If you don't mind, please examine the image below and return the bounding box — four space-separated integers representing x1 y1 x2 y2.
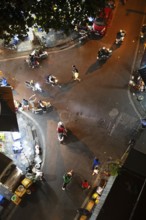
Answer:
58 121 63 127
120 30 123 33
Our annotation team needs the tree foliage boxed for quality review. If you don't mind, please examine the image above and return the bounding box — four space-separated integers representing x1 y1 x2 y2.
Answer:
0 0 107 42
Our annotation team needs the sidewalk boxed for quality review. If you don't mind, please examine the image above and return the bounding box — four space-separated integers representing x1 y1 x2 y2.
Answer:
0 111 43 219
129 40 146 118
0 29 79 54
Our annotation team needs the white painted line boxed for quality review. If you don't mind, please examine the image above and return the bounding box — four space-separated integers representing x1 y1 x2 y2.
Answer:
0 42 79 62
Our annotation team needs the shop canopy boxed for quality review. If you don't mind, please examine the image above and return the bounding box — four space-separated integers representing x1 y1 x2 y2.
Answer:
0 87 18 131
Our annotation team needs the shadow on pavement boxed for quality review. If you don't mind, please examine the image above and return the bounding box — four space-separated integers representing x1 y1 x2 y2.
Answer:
85 61 104 75
63 130 94 159
19 181 58 207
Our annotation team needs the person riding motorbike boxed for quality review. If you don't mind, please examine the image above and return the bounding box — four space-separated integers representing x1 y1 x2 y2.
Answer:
57 122 67 143
97 47 112 60
28 54 39 68
27 80 35 90
116 30 126 44
47 74 58 86
117 30 125 38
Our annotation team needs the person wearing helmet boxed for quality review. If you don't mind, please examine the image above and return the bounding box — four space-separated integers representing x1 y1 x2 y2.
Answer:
117 30 125 38
57 121 67 135
98 47 108 57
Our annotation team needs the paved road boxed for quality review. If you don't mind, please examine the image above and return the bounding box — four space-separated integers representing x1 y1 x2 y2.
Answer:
0 0 146 220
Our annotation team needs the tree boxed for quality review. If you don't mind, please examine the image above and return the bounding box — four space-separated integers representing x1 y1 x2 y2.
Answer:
0 0 108 42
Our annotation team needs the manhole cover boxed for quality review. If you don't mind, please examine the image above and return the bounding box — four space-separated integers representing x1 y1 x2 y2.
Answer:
137 95 144 101
109 108 119 117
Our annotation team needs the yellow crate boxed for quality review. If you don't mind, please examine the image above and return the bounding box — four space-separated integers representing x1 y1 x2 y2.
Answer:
85 200 95 211
80 215 87 220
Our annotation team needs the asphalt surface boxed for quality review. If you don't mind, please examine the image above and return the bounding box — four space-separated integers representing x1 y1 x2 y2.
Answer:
0 0 146 220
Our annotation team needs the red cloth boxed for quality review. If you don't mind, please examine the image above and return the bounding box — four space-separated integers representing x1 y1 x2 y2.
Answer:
57 127 65 133
82 181 89 189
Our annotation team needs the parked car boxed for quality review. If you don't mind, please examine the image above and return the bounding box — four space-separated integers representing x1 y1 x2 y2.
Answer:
92 7 113 36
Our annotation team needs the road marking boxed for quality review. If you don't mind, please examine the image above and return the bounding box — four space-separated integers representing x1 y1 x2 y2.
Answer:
109 113 122 136
0 42 79 62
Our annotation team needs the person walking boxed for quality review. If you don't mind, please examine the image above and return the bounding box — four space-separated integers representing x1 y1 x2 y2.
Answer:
72 65 81 82
81 180 90 190
92 165 99 176
22 98 29 110
62 170 73 190
92 157 100 170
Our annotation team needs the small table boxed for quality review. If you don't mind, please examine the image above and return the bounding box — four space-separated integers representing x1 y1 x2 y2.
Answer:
21 178 33 189
11 194 21 205
15 185 26 198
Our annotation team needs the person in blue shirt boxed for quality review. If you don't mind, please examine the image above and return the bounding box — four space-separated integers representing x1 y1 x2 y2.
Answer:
1 77 8 86
92 157 100 170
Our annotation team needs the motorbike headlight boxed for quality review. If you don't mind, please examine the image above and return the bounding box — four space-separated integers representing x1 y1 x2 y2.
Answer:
35 83 40 88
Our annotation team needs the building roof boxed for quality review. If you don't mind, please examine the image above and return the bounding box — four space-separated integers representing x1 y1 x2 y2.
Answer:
96 149 146 220
0 87 18 131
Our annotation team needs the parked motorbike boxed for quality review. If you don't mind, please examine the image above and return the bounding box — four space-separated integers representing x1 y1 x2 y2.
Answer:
97 47 112 61
25 80 43 92
140 24 146 43
32 100 52 114
115 30 126 45
129 75 145 92
78 30 89 44
57 121 67 143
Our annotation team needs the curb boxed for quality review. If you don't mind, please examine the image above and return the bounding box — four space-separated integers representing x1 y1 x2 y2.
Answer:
0 38 80 61
19 110 46 169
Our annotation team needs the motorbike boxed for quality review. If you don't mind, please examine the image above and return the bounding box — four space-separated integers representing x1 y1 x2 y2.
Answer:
32 101 52 114
31 48 48 60
46 75 61 87
129 75 145 92
25 80 43 92
97 48 112 61
78 30 88 44
57 122 67 143
140 24 146 43
25 55 40 68
115 30 126 45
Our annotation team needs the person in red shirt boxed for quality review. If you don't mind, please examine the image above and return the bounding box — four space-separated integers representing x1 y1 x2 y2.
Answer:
57 122 67 135
81 180 90 190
